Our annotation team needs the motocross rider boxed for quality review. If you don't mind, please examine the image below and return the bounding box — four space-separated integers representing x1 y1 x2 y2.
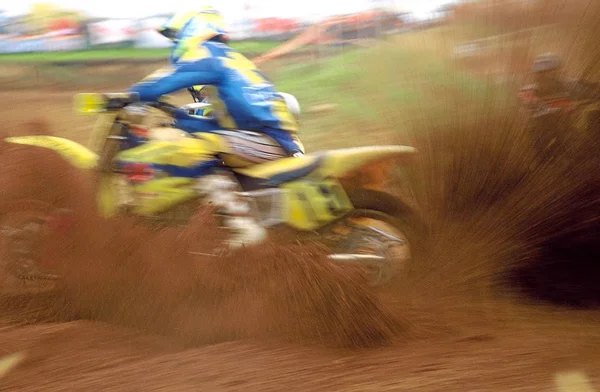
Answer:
518 53 600 157
128 6 304 160
127 6 305 248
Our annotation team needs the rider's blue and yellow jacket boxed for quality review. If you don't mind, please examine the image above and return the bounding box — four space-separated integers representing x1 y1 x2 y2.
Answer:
128 40 299 138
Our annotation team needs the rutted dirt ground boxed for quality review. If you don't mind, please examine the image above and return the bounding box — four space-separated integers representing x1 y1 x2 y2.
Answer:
1 58 599 391
0 308 599 391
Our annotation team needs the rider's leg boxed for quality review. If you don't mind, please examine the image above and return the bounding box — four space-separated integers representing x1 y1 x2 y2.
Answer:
211 128 305 167
210 129 289 167
173 110 304 157
196 170 267 248
197 129 305 248
171 114 307 247
174 114 268 247
260 128 305 157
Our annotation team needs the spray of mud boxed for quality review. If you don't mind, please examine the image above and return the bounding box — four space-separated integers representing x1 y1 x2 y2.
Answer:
394 2 600 325
363 0 600 338
0 129 405 349
2 103 593 350
2 0 600 351
60 216 405 348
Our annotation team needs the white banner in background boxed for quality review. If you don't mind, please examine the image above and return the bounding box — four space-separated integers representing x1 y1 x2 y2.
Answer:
88 19 137 45
0 35 86 53
46 36 87 52
134 16 172 48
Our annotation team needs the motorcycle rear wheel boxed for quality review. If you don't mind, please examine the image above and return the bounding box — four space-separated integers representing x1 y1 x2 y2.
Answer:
322 189 422 286
323 210 410 286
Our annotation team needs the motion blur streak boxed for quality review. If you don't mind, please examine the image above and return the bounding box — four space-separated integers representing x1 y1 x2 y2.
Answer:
0 1 599 391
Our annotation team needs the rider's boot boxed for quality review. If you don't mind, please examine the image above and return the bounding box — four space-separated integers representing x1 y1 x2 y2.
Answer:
196 172 267 248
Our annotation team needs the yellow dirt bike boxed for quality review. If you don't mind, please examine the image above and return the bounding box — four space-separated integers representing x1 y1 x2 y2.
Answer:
1 93 422 286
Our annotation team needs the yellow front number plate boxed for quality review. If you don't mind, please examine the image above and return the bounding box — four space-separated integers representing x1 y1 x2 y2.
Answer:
74 93 107 114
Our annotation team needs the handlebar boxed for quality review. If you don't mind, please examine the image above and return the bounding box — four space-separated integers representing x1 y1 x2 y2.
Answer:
83 92 208 119
102 92 140 110
99 92 181 117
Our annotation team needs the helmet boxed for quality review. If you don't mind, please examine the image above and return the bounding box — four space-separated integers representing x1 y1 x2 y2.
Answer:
278 92 300 121
158 6 228 45
532 52 562 73
158 6 228 63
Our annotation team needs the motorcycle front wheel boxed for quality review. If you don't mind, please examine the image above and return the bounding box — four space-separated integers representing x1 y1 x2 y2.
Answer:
0 200 67 293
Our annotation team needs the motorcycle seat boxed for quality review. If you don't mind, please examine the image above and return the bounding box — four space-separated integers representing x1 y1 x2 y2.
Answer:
233 154 324 190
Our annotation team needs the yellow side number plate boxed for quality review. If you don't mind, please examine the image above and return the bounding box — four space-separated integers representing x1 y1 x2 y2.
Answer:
283 179 354 231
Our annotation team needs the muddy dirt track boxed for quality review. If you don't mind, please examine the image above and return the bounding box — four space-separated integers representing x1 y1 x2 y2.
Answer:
1 68 600 390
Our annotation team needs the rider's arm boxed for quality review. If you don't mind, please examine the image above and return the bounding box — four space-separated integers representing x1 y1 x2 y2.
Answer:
128 58 221 102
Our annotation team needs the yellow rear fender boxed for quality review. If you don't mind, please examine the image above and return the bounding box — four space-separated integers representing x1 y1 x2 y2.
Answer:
4 136 99 170
318 146 417 178
318 145 418 192
233 145 416 190
234 154 320 182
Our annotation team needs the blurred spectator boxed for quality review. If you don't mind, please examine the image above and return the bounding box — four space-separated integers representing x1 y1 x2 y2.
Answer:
518 53 600 159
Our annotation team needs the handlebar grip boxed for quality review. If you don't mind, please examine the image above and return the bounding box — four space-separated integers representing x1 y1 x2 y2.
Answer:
104 92 141 110
101 92 179 117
